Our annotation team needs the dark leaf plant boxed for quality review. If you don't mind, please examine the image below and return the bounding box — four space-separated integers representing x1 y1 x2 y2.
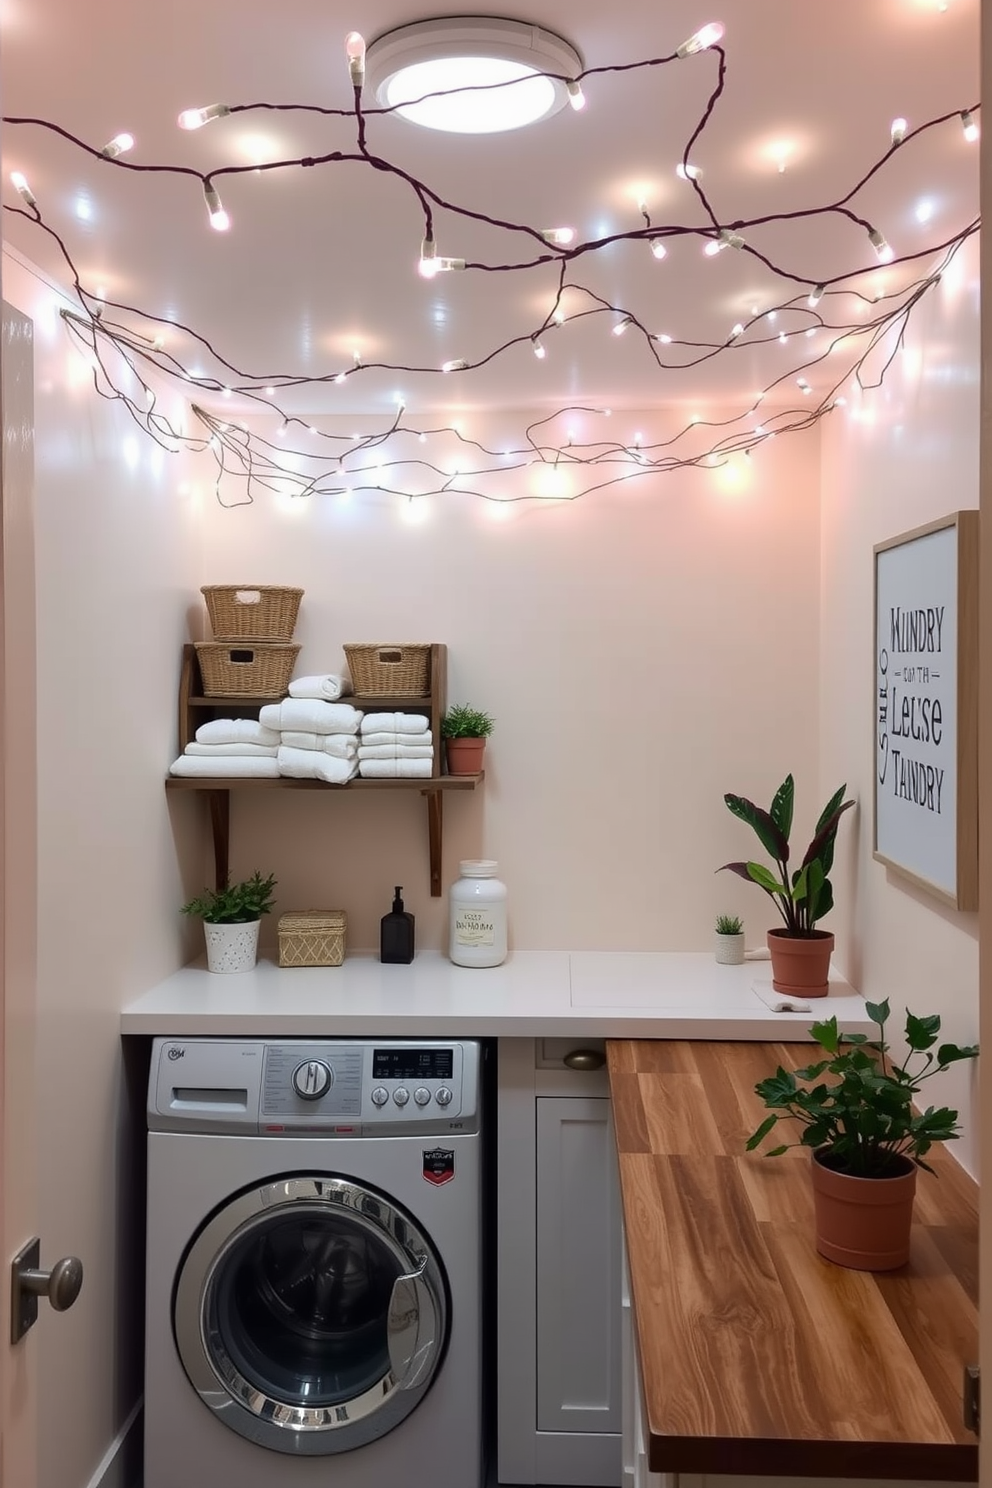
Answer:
746 1000 979 1177
181 871 277 924
719 774 854 937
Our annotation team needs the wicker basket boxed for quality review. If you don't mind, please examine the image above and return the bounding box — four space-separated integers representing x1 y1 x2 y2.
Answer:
202 585 304 642
278 911 347 968
195 641 300 698
343 643 431 697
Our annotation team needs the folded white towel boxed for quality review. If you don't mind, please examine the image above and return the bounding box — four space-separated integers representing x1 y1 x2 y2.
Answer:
359 757 434 779
277 746 357 784
751 981 813 1014
195 718 281 747
362 712 430 735
260 700 363 735
358 744 434 760
282 731 357 759
360 730 433 749
170 755 280 778
184 742 279 758
288 673 350 701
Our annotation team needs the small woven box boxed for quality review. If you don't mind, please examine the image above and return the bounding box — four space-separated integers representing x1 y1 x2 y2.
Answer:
343 643 431 696
195 641 300 698
202 585 304 642
278 911 347 968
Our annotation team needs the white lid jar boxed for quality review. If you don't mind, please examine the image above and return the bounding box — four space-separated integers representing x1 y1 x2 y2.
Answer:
449 860 508 968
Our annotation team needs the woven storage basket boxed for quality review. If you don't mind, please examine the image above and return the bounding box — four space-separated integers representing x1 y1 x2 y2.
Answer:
343 643 431 697
202 585 304 642
195 641 300 698
278 911 347 968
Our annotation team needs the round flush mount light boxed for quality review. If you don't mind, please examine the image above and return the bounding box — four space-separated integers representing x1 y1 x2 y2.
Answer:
365 16 584 134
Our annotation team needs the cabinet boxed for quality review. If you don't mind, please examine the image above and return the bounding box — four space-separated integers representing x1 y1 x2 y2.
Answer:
497 1039 622 1487
164 642 482 896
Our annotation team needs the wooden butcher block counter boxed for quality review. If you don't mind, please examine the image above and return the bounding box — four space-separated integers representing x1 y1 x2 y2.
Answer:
607 1039 979 1481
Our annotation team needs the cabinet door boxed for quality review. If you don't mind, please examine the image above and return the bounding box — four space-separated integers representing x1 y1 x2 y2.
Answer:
536 1096 621 1435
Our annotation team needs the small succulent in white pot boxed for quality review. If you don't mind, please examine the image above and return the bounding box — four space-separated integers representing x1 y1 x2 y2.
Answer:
714 913 745 965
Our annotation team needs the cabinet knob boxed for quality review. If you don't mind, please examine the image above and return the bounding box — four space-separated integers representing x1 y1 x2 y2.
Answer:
563 1048 605 1072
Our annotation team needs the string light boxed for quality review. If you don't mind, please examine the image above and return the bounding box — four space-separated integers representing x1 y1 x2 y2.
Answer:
868 225 894 262
10 170 36 207
441 359 468 373
808 284 824 308
566 80 585 111
418 236 437 277
676 162 701 181
729 322 744 340
890 117 908 145
650 239 668 260
202 183 229 232
531 337 546 359
100 132 134 159
961 109 979 142
346 32 366 88
612 316 633 336
177 103 231 130
676 21 725 57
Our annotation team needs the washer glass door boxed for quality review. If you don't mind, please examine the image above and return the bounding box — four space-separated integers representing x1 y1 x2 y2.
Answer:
174 1175 448 1455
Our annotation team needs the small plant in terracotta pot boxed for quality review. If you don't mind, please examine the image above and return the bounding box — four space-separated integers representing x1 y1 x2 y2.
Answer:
718 774 854 997
746 1000 978 1270
714 913 745 965
442 704 494 776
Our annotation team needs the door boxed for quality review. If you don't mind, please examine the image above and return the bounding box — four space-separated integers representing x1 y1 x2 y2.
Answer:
173 1173 448 1455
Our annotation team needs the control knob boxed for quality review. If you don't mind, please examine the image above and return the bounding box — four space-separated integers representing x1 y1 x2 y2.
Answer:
292 1060 333 1101
371 1086 389 1107
435 1086 453 1107
414 1087 431 1106
393 1087 410 1107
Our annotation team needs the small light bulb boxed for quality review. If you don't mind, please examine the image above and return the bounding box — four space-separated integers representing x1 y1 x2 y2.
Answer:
100 132 135 159
346 32 366 87
656 333 672 344
868 226 894 262
566 80 586 111
961 110 979 143
890 117 907 145
540 227 575 246
612 316 632 337
441 359 468 373
704 237 727 257
435 257 466 272
10 171 37 207
797 377 810 392
552 308 565 324
265 385 275 395
676 162 701 181
532 337 546 359
729 322 744 340
203 183 230 231
177 103 231 130
335 372 347 384
419 237 438 277
676 21 725 57
778 332 788 344
650 239 668 260
808 283 824 309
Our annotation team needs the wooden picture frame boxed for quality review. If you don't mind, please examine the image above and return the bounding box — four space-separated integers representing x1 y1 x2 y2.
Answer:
873 511 978 911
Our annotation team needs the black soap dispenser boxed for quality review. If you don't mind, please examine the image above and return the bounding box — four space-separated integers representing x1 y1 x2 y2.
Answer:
380 886 415 964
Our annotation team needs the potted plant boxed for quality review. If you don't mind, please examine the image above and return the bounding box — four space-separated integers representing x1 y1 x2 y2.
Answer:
181 871 277 974
746 1000 978 1271
714 913 745 965
718 774 853 997
442 704 494 776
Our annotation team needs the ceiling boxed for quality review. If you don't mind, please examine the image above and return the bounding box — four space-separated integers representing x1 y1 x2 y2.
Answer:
0 0 980 429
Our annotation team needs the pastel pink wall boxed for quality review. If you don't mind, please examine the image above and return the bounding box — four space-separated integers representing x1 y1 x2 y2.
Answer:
2 250 204 1488
196 419 823 954
819 233 980 1176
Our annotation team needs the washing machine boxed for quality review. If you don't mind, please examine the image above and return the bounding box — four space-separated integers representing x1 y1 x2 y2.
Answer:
144 1037 483 1488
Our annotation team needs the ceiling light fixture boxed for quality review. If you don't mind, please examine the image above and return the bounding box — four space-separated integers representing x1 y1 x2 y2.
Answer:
364 17 583 134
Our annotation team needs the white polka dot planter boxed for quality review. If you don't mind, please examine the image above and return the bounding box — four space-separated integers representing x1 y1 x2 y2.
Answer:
203 918 261 974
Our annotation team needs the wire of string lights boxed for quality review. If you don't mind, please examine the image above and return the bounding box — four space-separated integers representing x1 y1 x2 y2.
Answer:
2 22 981 508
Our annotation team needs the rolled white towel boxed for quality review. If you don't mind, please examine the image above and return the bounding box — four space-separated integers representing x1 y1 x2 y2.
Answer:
282 731 357 760
184 742 279 758
170 755 280 778
358 744 434 760
359 757 433 779
288 673 350 701
360 729 433 749
277 745 357 784
260 700 363 735
362 712 430 735
195 718 280 747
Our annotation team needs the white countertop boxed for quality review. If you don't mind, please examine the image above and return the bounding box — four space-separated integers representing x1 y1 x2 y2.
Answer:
120 950 871 1038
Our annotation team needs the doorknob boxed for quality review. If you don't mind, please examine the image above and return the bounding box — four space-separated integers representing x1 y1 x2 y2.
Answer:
11 1237 83 1343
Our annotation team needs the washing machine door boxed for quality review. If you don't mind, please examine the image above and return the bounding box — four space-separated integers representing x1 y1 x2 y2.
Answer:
173 1174 449 1455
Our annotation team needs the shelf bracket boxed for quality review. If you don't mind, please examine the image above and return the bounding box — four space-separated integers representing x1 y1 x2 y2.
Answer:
206 789 230 890
426 790 443 898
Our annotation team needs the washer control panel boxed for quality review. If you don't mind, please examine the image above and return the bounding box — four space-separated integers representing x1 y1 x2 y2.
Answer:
148 1038 480 1136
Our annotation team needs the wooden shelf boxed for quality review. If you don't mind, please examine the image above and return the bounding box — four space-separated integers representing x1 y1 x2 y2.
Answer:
168 642 482 895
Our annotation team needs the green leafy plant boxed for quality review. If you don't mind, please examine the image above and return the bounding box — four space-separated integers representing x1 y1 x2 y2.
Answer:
442 704 495 739
181 871 277 924
719 774 854 937
715 913 743 935
746 1000 978 1177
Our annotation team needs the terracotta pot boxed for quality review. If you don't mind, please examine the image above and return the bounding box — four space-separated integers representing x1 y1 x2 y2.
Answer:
445 737 487 776
767 928 834 997
810 1149 917 1271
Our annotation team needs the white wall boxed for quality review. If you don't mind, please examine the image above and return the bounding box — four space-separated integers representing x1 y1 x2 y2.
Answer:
2 249 204 1488
819 233 981 1175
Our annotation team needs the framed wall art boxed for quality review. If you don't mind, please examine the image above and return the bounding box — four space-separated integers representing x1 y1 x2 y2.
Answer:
873 510 978 911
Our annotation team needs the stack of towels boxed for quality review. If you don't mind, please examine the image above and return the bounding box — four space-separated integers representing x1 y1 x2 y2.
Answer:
358 712 434 778
170 718 281 778
259 695 364 784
